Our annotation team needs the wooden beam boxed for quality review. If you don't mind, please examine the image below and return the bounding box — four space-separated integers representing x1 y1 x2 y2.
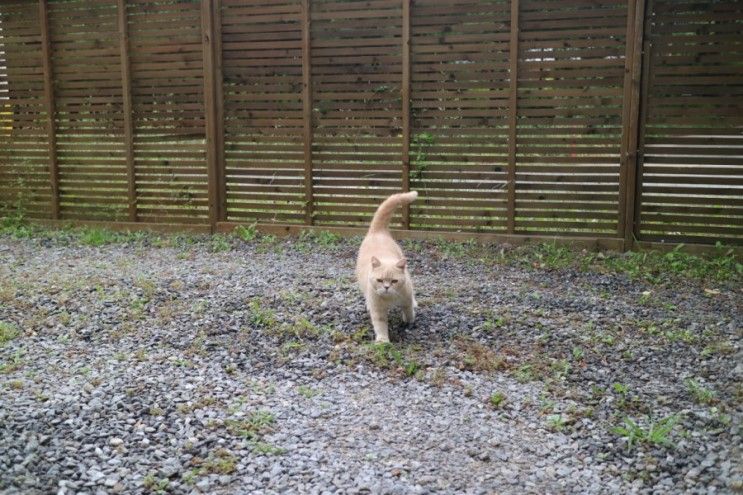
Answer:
618 0 643 247
622 0 647 249
38 0 59 220
506 0 519 234
633 0 655 247
117 0 137 222
301 0 314 225
212 0 226 222
401 0 412 229
202 0 220 230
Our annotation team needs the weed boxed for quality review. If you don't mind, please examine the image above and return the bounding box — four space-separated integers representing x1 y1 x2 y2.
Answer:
685 379 717 405
572 347 585 360
181 470 197 485
514 364 535 383
142 473 169 493
282 317 323 340
550 358 571 380
434 238 477 259
547 414 566 432
664 328 697 344
79 227 120 247
366 342 404 368
429 367 446 387
612 383 629 395
148 405 165 416
404 360 420 377
248 299 277 328
281 340 306 355
489 392 506 409
224 410 275 440
298 230 341 249
234 223 258 242
411 131 435 179
209 234 232 253
297 385 319 399
196 449 237 475
454 337 506 372
7 380 23 390
529 242 575 270
701 340 735 357
0 321 20 347
612 415 680 451
250 441 285 456
0 349 25 374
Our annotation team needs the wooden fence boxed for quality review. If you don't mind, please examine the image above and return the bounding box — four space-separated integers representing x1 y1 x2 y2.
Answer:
0 0 741 250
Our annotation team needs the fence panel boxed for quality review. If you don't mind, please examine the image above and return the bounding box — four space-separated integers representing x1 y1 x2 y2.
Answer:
221 0 306 225
409 0 511 233
127 0 209 225
0 1 53 219
636 0 743 244
515 0 630 236
48 0 129 222
0 0 741 248
310 0 404 228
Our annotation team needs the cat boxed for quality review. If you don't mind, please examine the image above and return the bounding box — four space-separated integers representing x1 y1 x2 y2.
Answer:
356 191 419 343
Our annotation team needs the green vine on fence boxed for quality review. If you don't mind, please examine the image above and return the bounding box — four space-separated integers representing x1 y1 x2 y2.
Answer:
410 131 435 181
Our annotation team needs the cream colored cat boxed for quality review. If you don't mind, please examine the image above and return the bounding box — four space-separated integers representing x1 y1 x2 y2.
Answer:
356 191 419 343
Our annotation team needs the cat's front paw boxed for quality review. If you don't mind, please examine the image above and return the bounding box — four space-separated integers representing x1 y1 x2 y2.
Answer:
402 307 415 325
374 336 390 343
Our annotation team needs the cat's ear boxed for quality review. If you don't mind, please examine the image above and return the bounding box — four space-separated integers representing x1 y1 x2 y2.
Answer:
395 258 407 270
371 256 381 268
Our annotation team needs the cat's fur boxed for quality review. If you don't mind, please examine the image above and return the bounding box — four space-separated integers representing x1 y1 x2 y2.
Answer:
356 191 418 343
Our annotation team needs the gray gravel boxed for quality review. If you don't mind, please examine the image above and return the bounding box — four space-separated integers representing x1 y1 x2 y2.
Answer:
0 233 741 494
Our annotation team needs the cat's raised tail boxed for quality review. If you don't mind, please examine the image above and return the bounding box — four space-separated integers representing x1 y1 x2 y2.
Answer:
368 191 418 233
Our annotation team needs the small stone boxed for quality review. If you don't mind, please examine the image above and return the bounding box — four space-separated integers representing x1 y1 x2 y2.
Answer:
109 438 123 447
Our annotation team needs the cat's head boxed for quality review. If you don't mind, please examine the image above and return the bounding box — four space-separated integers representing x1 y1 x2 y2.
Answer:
368 256 406 297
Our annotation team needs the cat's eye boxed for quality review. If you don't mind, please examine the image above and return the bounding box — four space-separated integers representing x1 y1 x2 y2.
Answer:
391 280 398 284
376 278 383 283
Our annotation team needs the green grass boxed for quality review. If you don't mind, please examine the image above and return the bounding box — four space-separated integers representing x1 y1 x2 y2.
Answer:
197 449 238 475
234 223 258 242
142 473 170 494
0 349 25 374
248 299 277 328
2 209 740 285
547 414 567 432
209 234 232 253
0 322 20 347
297 229 342 249
489 391 506 409
224 410 275 441
79 227 121 246
250 441 285 456
362 342 422 377
297 385 319 399
685 379 717 405
612 415 680 451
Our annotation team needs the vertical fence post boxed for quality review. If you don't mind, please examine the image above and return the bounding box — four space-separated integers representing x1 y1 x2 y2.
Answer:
506 0 519 234
212 0 225 223
618 0 645 249
624 0 647 249
401 0 411 229
301 0 314 226
39 0 59 220
117 0 137 222
202 0 222 230
633 0 653 247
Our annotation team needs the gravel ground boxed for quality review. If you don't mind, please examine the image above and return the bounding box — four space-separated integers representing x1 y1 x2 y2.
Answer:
0 233 741 494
